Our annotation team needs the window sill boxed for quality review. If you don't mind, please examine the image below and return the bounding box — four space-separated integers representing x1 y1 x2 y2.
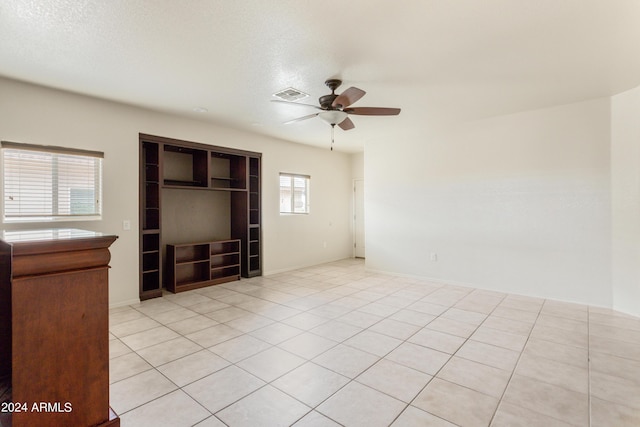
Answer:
3 216 102 224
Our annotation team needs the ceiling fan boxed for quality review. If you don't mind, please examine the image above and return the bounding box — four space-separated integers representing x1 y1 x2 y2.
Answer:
272 79 400 148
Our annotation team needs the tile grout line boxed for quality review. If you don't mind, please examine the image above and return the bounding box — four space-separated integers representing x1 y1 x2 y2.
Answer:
485 296 543 427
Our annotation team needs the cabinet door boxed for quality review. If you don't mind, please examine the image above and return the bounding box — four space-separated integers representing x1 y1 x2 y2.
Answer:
12 269 109 427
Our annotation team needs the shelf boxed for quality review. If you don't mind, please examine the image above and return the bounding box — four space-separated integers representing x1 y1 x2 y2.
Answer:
143 208 160 230
175 259 209 266
211 264 240 272
174 262 210 286
249 255 260 272
249 209 259 225
143 252 160 271
249 176 259 193
167 239 241 293
145 164 159 182
249 157 259 176
144 142 159 164
164 179 207 187
211 251 240 257
211 253 240 268
142 271 160 293
175 244 209 263
145 184 159 207
163 182 247 192
249 241 259 256
211 266 240 281
211 240 240 255
210 187 248 192
142 233 160 251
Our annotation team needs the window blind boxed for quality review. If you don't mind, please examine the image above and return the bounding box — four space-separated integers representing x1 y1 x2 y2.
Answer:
2 141 103 221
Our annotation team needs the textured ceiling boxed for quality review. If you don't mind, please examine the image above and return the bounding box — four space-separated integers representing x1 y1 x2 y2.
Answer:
1 0 640 152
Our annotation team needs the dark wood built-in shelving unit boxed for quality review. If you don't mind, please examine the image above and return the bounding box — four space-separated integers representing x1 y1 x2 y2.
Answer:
139 134 261 300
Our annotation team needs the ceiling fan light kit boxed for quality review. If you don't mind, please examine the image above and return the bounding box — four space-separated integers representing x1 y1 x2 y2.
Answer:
272 79 401 149
318 110 348 125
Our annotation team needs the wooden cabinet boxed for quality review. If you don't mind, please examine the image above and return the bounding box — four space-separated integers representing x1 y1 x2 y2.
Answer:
166 239 240 292
139 134 262 299
0 229 119 427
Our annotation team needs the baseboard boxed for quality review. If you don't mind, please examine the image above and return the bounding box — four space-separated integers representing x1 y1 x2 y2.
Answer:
109 298 141 309
264 256 356 276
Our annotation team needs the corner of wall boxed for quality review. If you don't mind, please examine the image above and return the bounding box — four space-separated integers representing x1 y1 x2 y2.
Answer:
611 84 640 318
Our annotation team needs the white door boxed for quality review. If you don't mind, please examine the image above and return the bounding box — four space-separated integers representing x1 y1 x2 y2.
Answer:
354 179 365 258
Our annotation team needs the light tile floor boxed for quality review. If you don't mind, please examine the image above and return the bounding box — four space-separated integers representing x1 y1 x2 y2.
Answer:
109 259 640 427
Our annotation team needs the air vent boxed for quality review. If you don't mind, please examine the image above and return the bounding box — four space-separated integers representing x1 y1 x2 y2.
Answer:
273 87 309 102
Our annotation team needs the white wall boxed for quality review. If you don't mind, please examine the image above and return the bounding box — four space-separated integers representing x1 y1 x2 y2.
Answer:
612 85 640 317
0 77 354 306
367 98 613 307
263 142 353 274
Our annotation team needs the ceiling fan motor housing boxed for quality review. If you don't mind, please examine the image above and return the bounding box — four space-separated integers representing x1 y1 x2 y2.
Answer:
320 79 343 109
319 94 339 109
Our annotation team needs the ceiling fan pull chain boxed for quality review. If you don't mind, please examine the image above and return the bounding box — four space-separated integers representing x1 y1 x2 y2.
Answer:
331 124 335 151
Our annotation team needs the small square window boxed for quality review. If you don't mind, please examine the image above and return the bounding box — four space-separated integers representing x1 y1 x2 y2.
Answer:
279 173 309 214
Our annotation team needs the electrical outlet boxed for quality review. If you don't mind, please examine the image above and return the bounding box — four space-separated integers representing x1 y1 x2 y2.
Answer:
430 252 438 262
323 241 327 248
123 220 131 231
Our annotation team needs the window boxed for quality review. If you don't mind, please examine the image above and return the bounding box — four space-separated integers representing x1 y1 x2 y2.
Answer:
279 173 309 214
2 141 103 222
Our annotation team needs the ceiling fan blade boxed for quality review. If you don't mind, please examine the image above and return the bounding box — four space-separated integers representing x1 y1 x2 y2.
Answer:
271 99 322 110
346 107 401 116
332 87 366 108
338 117 355 131
283 113 319 125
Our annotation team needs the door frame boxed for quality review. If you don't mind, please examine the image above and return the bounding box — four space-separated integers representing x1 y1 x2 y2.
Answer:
353 179 365 258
